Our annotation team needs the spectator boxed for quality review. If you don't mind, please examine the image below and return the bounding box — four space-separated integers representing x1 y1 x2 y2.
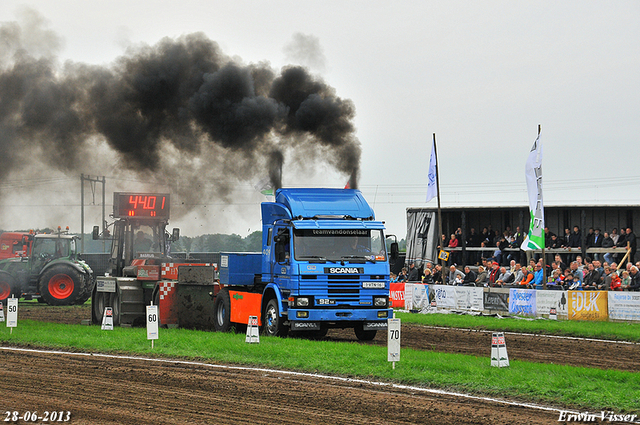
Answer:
610 228 620 246
624 228 637 265
390 272 399 283
462 266 477 286
626 266 640 291
512 263 525 285
602 232 615 264
398 268 408 282
432 264 443 284
448 265 465 285
447 234 460 265
554 254 567 273
495 267 515 287
533 263 544 288
570 261 584 283
521 266 535 288
491 240 503 266
610 270 622 291
475 266 488 286
488 261 501 286
547 269 563 290
583 263 601 290
422 268 434 284
407 262 420 282
466 228 481 265
566 273 582 290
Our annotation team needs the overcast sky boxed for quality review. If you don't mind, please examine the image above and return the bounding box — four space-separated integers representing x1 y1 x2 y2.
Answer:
1 1 639 240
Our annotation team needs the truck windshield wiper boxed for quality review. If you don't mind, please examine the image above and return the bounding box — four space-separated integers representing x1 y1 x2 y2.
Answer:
340 255 375 263
297 255 328 263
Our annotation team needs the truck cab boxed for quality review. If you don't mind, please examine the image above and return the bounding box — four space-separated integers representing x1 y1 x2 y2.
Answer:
259 188 394 339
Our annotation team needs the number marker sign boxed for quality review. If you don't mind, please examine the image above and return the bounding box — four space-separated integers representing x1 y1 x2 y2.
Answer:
7 297 18 330
387 318 401 368
147 304 159 347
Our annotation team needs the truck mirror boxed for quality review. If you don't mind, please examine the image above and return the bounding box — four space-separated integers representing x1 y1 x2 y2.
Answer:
390 242 399 262
92 226 100 240
172 228 180 242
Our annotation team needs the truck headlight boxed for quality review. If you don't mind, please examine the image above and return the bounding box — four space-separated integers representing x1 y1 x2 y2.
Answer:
297 297 309 307
373 297 387 307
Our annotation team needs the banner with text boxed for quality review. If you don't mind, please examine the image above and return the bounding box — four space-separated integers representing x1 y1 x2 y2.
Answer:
607 292 640 322
430 285 457 309
390 282 405 308
405 283 429 310
454 286 484 311
568 291 608 321
535 290 569 317
508 288 537 316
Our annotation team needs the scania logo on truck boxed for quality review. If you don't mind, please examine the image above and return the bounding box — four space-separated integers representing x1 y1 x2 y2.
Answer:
325 267 364 274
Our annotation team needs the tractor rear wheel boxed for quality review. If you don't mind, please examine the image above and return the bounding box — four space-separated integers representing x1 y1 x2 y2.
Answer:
38 265 85 306
0 272 18 304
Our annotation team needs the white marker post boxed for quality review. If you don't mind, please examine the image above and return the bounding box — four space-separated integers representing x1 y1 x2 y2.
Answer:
101 307 114 330
245 315 260 343
490 332 509 368
0 303 5 323
7 297 18 334
387 318 401 369
146 302 159 349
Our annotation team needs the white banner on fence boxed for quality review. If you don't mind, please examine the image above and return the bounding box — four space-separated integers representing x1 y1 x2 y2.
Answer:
405 284 429 310
454 286 484 311
431 285 457 309
608 292 640 322
508 288 537 316
535 290 568 317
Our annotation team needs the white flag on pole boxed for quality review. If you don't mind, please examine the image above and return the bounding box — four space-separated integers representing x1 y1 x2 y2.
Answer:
426 138 437 202
521 132 544 251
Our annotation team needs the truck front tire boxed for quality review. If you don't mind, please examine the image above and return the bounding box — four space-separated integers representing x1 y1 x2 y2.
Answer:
213 289 231 332
263 298 288 337
354 325 377 341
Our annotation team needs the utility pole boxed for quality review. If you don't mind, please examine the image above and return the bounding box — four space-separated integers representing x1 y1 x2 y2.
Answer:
80 174 106 253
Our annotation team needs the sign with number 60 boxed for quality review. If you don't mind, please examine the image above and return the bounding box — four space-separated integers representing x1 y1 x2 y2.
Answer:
146 304 159 340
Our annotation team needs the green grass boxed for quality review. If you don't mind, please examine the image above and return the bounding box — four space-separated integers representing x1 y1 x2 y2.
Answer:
1 320 639 413
396 311 640 341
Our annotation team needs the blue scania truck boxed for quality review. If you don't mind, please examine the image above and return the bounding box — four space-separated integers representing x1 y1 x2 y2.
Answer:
213 188 396 340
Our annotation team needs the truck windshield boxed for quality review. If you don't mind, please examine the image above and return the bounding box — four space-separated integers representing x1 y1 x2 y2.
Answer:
132 224 163 255
293 229 386 261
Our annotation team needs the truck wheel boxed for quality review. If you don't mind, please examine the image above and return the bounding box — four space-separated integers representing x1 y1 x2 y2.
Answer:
354 325 377 341
0 272 17 304
38 265 84 306
92 288 120 326
213 289 231 332
263 298 288 337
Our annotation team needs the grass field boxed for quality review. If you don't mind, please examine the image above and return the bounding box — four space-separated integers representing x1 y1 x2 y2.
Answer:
1 318 639 414
396 311 640 341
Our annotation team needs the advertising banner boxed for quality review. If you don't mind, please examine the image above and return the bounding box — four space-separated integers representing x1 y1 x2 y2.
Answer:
390 282 405 308
568 291 608 321
535 290 568 317
508 288 536 316
608 292 640 322
454 286 484 311
405 283 429 310
430 285 456 309
483 291 510 312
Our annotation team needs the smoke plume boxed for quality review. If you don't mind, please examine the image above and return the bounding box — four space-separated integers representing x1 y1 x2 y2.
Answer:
0 11 361 224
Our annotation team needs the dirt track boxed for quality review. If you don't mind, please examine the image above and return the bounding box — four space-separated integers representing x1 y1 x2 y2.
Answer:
2 303 638 424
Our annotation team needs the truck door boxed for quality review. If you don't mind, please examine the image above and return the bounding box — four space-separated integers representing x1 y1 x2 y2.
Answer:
273 226 291 288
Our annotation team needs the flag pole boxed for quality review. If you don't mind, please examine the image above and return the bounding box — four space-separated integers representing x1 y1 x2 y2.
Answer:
538 125 546 288
433 133 444 271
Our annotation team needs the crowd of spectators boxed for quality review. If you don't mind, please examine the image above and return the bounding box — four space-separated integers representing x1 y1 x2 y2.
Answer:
399 224 640 291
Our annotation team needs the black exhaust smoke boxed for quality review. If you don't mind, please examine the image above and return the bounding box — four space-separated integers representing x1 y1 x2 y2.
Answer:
0 11 361 212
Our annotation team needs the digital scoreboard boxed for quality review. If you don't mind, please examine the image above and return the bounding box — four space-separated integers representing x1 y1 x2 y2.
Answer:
113 193 170 220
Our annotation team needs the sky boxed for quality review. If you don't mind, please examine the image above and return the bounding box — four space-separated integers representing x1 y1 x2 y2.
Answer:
1 1 639 241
